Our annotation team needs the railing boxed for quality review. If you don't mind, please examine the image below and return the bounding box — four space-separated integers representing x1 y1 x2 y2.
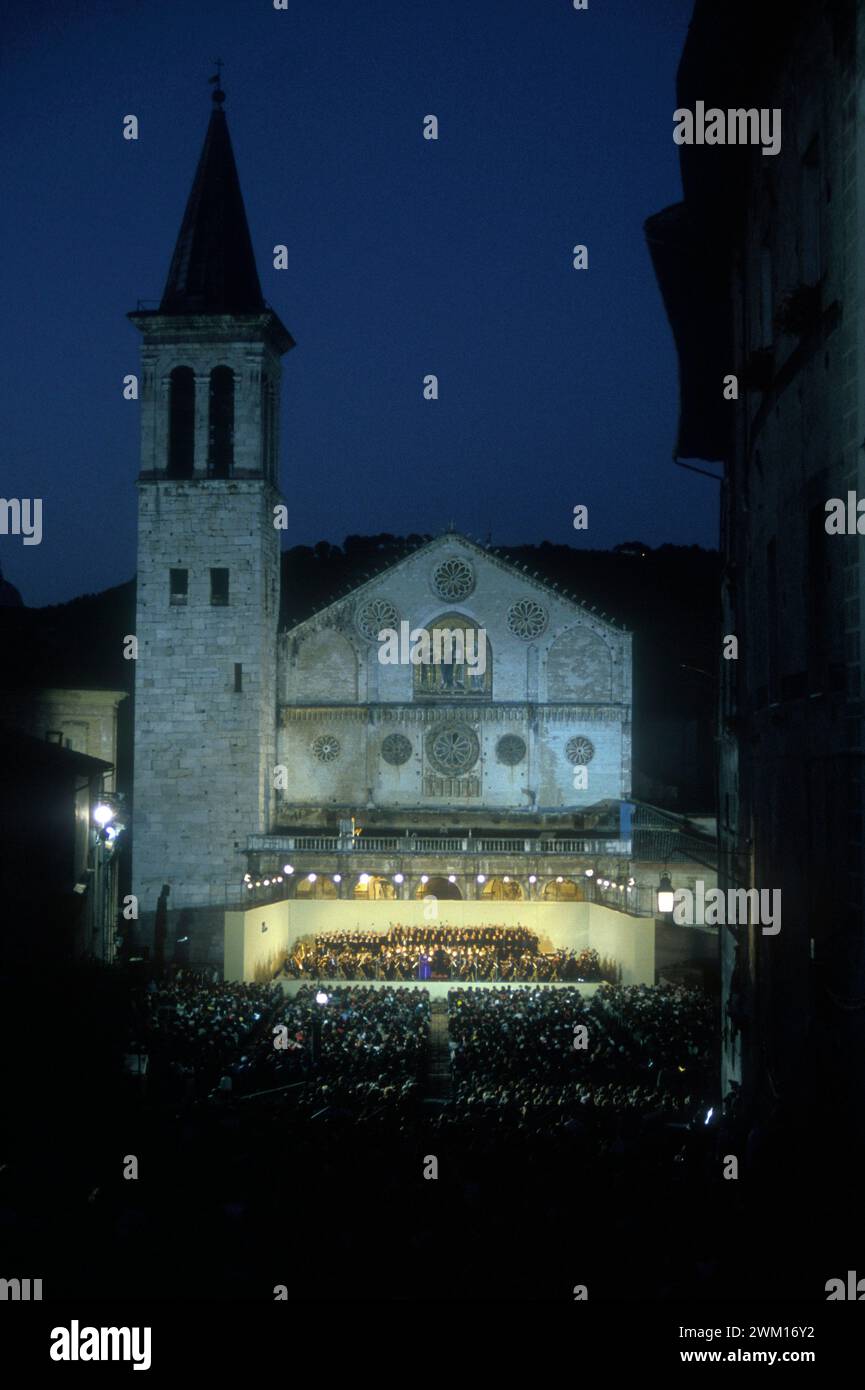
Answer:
412 838 466 852
249 835 339 852
248 833 633 856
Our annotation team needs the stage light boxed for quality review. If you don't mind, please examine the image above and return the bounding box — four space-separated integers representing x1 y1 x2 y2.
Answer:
528 874 537 884
276 876 283 883
358 873 370 885
420 874 429 884
585 868 594 878
255 881 261 887
556 876 564 883
263 878 271 886
307 872 317 882
93 803 113 827
477 874 486 883
503 875 510 883
394 873 404 883
283 864 294 875
315 990 329 1006
448 874 456 883
333 874 342 883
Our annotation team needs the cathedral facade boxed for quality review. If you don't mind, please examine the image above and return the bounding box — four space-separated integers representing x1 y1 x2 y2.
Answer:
131 95 633 961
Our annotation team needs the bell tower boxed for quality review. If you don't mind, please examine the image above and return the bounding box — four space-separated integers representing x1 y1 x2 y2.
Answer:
130 80 294 960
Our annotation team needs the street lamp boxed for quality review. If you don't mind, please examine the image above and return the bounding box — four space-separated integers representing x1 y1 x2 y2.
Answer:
657 873 675 914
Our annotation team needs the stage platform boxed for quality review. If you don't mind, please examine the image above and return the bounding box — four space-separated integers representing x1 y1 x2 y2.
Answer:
277 978 605 1000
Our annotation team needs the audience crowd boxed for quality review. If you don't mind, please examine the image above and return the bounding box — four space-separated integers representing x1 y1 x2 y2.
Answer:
127 973 284 1100
126 971 712 1139
446 983 714 1132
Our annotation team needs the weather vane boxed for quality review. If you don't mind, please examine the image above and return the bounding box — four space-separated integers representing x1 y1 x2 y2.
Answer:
209 59 225 106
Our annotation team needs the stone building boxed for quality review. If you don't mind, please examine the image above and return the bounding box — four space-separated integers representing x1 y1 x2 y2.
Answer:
130 90 636 964
647 0 865 1136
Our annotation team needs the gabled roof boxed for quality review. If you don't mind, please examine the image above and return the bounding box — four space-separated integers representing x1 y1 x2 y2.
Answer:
159 99 265 315
282 531 629 637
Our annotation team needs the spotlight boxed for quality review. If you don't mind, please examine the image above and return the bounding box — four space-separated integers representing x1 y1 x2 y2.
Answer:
333 873 342 883
283 864 294 875
307 872 317 883
585 868 594 878
503 875 510 883
477 874 486 884
315 990 329 1006
528 874 537 884
448 874 456 884
263 879 271 886
420 874 429 884
358 873 370 885
394 873 404 884
93 803 114 827
556 876 564 883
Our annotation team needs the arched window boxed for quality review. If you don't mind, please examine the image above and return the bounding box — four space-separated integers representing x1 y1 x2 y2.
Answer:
353 875 396 901
413 612 491 699
208 366 235 477
168 367 195 478
542 878 584 903
479 877 524 902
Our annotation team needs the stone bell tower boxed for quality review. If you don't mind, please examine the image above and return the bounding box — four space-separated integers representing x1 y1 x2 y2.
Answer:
129 80 294 961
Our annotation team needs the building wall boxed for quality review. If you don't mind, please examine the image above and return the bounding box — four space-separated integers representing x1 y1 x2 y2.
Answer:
654 1 865 1126
0 688 125 791
719 3 864 1122
134 479 279 915
276 536 632 814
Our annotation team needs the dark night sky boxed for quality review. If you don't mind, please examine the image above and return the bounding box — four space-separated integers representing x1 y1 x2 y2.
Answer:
1 0 713 610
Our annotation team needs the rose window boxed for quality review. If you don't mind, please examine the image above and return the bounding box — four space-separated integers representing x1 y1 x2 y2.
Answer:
507 598 548 640
432 557 474 601
312 733 341 763
496 734 527 766
426 723 480 776
566 735 595 765
381 733 413 766
356 597 399 641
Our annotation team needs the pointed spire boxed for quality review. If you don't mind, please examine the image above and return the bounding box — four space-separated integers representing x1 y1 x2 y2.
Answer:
160 79 265 315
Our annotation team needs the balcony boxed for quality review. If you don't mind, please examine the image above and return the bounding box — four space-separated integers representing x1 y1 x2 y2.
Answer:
247 833 632 857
